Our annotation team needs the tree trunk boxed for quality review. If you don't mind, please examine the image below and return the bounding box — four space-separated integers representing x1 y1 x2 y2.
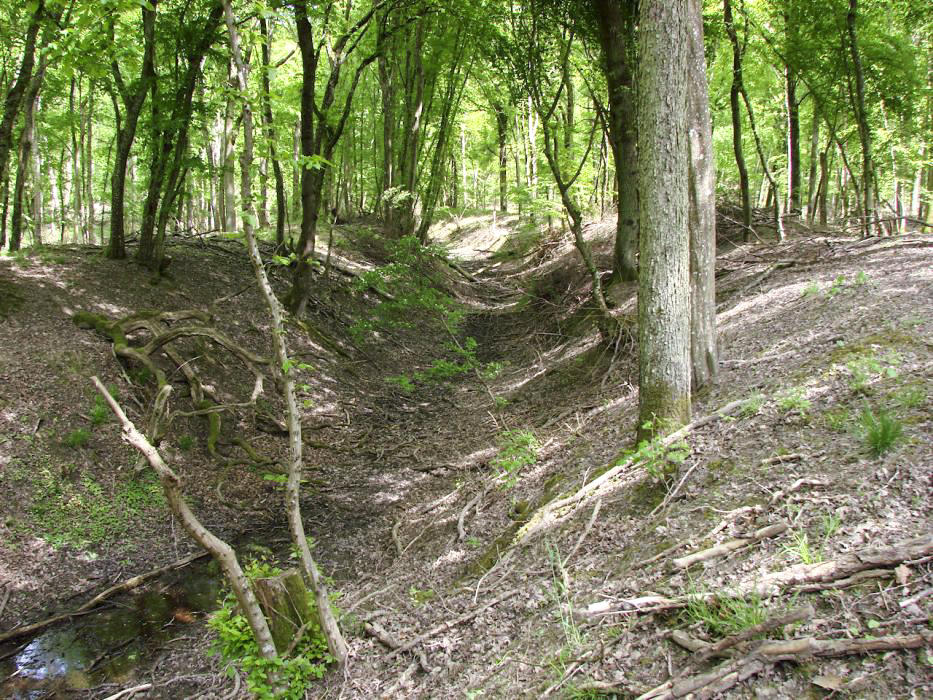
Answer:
785 66 801 215
259 16 287 250
108 2 158 259
594 0 638 282
806 107 820 219
29 94 42 245
846 0 875 237
70 78 83 243
9 58 45 252
0 0 43 195
637 0 692 441
493 100 508 213
723 0 752 239
687 0 717 392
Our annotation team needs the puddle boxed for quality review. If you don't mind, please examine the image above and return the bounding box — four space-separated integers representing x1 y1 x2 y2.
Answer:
0 558 223 698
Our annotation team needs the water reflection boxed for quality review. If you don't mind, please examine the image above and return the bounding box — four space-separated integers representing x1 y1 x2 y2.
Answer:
0 558 222 698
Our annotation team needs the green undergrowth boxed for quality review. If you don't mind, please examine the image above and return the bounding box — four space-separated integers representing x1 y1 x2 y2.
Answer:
16 466 164 549
682 591 768 639
208 561 333 699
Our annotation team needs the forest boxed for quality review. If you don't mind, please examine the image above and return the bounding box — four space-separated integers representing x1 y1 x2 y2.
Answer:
0 0 931 698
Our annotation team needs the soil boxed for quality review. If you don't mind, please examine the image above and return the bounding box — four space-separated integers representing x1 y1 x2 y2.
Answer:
0 217 930 699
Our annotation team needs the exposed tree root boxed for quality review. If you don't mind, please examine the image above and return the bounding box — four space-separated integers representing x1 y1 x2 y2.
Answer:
514 398 747 546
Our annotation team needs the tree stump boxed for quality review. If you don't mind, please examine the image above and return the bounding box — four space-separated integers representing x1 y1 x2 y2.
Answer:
252 569 319 654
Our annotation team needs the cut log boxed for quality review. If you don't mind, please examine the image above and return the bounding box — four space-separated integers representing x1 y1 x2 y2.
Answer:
252 568 320 655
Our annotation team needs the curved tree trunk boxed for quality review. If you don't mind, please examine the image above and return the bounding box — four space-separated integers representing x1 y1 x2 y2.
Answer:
637 0 691 441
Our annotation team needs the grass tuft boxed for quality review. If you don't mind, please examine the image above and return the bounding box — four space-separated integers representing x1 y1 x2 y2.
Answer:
860 405 903 458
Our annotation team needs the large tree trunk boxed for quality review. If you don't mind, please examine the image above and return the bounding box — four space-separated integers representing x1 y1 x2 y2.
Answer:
0 0 43 195
637 0 691 441
594 0 638 282
687 0 717 392
723 0 752 238
107 2 158 259
29 94 42 245
784 2 801 216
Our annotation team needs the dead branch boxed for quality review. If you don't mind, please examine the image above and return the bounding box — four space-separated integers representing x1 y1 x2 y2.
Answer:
639 632 930 700
692 605 813 663
364 621 431 673
672 523 787 569
388 588 519 658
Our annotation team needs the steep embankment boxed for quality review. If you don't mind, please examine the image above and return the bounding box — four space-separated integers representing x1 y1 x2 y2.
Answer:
0 224 930 698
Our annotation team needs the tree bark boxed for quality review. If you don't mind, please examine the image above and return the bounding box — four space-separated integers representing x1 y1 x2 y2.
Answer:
594 0 638 282
493 100 508 213
723 0 752 238
637 0 691 441
9 57 46 252
107 2 158 259
259 16 287 250
686 0 717 391
846 0 875 237
0 0 44 195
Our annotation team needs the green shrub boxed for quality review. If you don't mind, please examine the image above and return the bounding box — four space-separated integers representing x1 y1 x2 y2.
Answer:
775 387 810 415
860 405 903 457
208 562 332 699
89 396 110 426
491 430 540 488
65 428 91 448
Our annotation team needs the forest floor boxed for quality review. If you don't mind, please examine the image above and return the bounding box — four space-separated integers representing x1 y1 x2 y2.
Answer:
0 214 930 699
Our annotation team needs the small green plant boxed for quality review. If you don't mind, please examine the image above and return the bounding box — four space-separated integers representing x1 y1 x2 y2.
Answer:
466 536 482 548
892 383 925 409
209 561 332 700
785 531 822 565
801 281 821 298
846 351 900 394
822 407 850 432
739 392 765 418
408 586 435 604
859 405 904 457
853 270 872 286
546 540 583 649
491 429 539 488
826 274 847 298
178 434 196 450
65 427 91 448
384 374 415 393
775 387 811 415
821 513 841 539
683 592 767 638
89 396 110 426
493 395 509 409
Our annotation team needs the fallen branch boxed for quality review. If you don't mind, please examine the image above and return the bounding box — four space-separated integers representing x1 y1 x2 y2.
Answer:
578 535 933 618
364 621 431 673
672 523 787 569
0 550 209 644
389 588 519 658
639 631 931 700
101 683 153 700
692 605 813 663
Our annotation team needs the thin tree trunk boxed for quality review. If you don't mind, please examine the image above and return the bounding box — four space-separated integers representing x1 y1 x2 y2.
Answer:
108 2 158 259
723 0 752 239
70 78 83 243
258 16 286 250
687 0 717 391
595 0 638 282
222 0 348 665
637 0 692 441
846 0 875 237
29 93 42 245
806 107 820 218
